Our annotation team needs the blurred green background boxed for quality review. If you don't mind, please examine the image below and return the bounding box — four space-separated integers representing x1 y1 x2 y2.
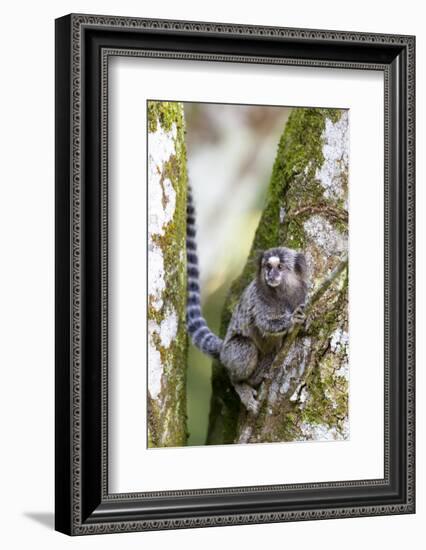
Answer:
183 102 292 446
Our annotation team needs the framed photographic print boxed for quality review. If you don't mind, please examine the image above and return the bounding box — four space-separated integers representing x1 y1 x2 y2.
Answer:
55 14 415 535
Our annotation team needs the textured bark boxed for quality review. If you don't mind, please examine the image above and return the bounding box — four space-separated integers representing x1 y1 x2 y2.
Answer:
207 108 349 445
147 101 188 447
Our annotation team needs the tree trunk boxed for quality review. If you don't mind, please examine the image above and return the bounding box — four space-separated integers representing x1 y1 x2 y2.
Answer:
147 101 188 447
207 108 349 445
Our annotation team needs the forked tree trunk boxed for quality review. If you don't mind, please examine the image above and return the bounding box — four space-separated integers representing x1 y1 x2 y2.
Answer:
147 101 188 447
207 108 349 445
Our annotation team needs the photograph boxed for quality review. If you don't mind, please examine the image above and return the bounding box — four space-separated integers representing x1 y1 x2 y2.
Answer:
147 100 349 448
53 11 415 536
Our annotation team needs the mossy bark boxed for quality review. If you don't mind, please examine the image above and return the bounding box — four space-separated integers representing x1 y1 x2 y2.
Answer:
207 108 349 445
147 101 188 447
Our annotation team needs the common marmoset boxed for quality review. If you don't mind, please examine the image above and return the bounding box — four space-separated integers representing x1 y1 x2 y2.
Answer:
186 185 308 413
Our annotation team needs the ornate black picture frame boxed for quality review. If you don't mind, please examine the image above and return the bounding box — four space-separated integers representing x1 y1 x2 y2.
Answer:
55 13 415 535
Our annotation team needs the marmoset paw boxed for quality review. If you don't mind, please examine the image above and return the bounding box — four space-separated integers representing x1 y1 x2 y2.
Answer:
292 305 306 325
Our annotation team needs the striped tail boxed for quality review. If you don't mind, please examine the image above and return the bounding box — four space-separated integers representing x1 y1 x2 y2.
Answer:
186 185 222 359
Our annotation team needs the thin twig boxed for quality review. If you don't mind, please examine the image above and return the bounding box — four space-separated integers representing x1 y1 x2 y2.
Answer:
292 205 348 223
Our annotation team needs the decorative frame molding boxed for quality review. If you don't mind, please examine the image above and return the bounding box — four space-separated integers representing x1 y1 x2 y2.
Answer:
55 13 415 535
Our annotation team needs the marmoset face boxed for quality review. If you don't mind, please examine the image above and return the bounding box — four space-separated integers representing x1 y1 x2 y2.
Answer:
260 247 299 288
263 255 286 287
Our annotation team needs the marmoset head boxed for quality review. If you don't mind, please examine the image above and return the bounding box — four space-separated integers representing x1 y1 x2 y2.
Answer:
258 247 307 289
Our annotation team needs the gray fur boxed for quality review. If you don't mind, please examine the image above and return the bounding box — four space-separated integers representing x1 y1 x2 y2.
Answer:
186 187 308 413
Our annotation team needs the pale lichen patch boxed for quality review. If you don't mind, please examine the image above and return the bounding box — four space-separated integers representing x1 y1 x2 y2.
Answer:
147 310 178 403
148 124 177 235
148 323 163 401
304 214 347 258
330 327 349 381
159 310 178 349
148 124 178 313
335 362 349 382
330 327 349 353
269 337 311 403
316 111 349 202
148 243 166 312
148 124 177 182
299 421 347 441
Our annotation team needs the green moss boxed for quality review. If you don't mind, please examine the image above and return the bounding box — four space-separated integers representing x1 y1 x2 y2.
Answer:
276 409 302 441
148 100 185 134
147 395 160 448
301 352 348 434
300 278 348 434
206 365 241 445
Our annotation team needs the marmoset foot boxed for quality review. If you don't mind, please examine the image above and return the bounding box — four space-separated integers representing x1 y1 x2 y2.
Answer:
234 383 260 415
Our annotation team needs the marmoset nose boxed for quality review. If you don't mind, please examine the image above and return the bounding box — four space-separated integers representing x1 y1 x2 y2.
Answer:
271 268 280 279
